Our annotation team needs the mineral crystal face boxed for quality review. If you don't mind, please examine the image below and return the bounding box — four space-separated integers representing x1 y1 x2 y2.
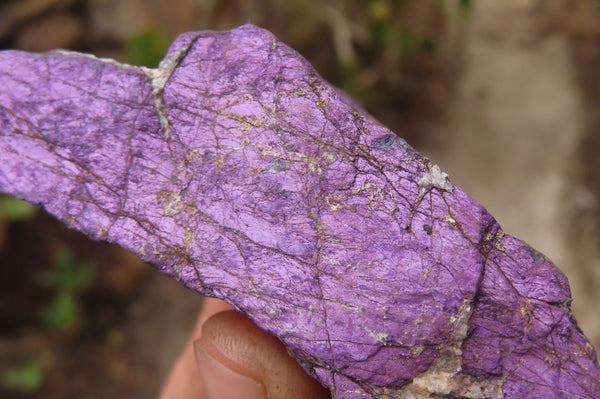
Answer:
0 25 598 398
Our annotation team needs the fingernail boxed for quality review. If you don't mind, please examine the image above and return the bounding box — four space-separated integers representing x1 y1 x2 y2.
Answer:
194 340 266 399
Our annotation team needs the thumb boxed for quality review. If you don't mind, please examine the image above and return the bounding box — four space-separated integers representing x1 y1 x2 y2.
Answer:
195 310 330 399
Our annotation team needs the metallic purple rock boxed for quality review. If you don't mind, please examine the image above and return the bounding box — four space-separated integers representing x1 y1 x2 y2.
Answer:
0 25 598 398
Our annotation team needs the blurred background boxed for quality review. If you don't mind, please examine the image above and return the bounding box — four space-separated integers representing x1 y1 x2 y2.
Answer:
0 0 599 397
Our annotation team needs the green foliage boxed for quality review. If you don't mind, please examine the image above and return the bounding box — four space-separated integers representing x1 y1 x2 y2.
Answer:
459 0 473 13
366 0 394 47
37 249 94 330
395 30 437 55
0 195 37 221
364 0 441 58
0 359 43 392
124 28 172 68
40 292 80 330
37 249 94 293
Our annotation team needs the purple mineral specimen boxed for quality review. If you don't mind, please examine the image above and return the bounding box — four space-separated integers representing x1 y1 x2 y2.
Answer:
0 25 598 398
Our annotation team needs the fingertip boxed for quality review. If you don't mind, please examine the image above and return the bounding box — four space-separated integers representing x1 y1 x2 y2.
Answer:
199 310 331 399
194 339 267 399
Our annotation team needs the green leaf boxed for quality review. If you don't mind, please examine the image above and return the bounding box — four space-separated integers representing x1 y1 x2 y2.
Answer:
36 249 94 293
0 359 43 392
40 292 80 330
0 195 37 221
124 29 172 68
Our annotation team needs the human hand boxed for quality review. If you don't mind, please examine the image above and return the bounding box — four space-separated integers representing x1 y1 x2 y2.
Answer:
160 298 331 399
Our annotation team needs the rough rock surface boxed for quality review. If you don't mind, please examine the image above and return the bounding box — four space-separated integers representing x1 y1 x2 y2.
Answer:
0 25 599 398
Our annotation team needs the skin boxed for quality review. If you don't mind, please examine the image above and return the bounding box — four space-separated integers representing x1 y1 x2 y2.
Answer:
160 298 331 399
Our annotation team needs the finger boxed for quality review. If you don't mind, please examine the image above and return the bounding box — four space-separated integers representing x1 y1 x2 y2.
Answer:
159 298 234 399
196 310 331 399
195 340 267 399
